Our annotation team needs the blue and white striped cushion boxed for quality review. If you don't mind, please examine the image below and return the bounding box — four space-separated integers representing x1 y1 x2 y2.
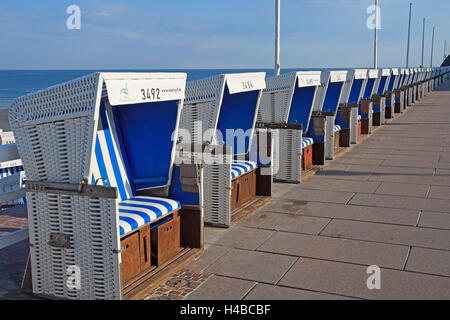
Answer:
301 138 314 149
231 160 258 179
334 125 342 133
118 196 181 236
0 166 24 179
90 103 182 238
357 115 362 121
90 103 134 202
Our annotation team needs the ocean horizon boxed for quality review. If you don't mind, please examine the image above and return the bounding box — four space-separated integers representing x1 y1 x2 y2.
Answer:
0 68 362 109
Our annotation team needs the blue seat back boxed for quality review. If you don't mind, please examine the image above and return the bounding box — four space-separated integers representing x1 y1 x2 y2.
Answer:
287 81 316 132
90 99 180 201
216 87 259 156
112 100 179 191
363 78 376 99
377 76 388 95
322 82 344 113
387 76 396 92
348 79 364 104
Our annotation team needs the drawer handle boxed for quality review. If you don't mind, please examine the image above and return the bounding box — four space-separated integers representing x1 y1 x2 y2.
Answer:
143 236 148 263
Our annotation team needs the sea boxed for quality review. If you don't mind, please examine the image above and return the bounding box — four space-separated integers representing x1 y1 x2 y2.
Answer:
0 68 335 109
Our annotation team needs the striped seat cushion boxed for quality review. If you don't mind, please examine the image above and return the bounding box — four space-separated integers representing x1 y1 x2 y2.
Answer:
334 125 342 133
0 166 24 179
231 160 258 179
118 196 181 237
301 138 314 149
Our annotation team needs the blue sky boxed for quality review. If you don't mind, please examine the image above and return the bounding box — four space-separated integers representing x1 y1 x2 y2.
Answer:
0 0 449 69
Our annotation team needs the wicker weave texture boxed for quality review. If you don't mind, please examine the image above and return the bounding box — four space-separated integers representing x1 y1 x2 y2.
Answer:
272 129 301 183
9 74 100 184
27 191 121 300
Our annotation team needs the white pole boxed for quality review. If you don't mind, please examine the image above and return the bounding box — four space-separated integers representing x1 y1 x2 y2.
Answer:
406 3 412 67
421 18 426 67
275 0 281 76
431 27 435 67
374 0 379 69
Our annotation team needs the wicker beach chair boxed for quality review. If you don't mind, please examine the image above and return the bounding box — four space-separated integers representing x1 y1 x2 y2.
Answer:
311 70 348 161
9 72 204 300
359 69 381 130
259 71 321 181
179 72 270 227
337 69 368 145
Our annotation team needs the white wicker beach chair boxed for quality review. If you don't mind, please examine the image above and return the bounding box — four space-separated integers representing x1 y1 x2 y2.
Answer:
337 69 368 145
312 70 348 160
259 71 321 182
9 72 204 300
179 72 270 227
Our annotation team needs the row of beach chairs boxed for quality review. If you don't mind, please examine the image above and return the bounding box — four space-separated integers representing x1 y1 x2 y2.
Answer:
3 66 449 300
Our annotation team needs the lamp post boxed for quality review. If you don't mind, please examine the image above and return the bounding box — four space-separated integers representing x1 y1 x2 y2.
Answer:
421 18 426 67
406 3 412 67
374 0 379 69
275 0 281 76
431 27 435 67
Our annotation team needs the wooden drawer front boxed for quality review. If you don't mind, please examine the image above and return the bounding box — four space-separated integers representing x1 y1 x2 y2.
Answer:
231 170 257 212
302 145 313 170
120 232 141 284
334 132 340 151
242 170 256 203
151 211 181 266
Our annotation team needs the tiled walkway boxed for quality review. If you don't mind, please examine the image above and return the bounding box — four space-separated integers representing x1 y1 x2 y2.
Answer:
184 82 450 300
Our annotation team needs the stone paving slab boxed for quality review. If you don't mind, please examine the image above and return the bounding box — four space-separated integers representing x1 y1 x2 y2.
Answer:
322 219 450 251
185 275 255 300
187 244 232 272
278 258 450 300
257 232 409 270
428 185 450 200
332 157 385 166
418 212 450 230
296 178 381 194
204 226 275 250
405 247 450 277
349 193 450 213
374 182 430 198
279 189 355 204
341 152 440 162
252 199 309 215
244 283 353 300
380 159 440 169
241 211 331 235
295 202 420 226
205 249 297 285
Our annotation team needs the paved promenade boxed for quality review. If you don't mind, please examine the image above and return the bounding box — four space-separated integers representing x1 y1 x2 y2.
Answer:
1 82 450 300
183 82 450 300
